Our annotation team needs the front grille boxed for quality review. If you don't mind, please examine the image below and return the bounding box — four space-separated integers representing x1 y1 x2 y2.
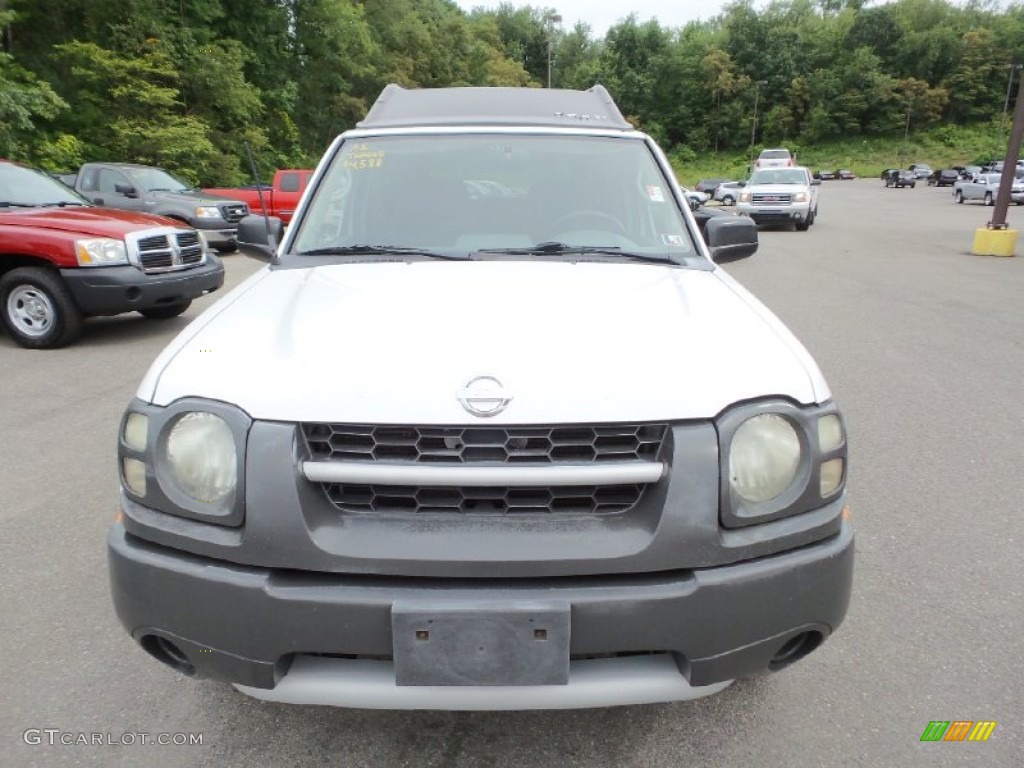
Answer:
220 204 248 223
134 229 205 272
303 424 666 463
751 193 793 204
325 483 645 515
304 423 667 516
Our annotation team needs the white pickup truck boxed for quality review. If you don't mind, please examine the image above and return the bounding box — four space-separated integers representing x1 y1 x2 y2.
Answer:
736 166 820 231
952 173 1024 205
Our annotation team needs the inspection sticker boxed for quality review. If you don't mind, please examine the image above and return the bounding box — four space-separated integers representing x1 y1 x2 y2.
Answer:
646 185 665 202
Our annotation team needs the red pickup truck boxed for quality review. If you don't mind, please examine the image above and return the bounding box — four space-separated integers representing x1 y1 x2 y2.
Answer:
1 161 223 349
203 169 312 224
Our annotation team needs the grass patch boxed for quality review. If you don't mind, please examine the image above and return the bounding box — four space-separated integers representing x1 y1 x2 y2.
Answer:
671 121 1011 185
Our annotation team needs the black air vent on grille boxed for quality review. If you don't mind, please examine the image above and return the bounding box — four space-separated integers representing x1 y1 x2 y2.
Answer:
221 204 248 223
302 424 666 464
133 229 205 272
325 483 645 515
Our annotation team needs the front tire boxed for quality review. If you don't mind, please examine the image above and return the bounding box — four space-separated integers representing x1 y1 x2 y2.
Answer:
0 267 84 349
722 195 734 206
955 190 964 204
139 301 192 320
985 192 994 206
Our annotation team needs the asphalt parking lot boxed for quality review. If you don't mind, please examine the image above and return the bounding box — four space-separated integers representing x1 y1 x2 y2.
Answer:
2 178 1021 767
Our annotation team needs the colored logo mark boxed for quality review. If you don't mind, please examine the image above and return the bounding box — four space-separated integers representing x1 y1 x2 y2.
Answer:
920 721 997 742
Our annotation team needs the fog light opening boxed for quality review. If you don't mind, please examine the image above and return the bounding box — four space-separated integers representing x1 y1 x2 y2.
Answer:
769 631 823 671
140 635 196 676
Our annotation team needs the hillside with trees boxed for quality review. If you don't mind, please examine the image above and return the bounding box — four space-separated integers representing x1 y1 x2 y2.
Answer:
2 0 1023 183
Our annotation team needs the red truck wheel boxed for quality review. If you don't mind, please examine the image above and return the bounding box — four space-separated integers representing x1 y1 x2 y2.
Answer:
0 267 84 349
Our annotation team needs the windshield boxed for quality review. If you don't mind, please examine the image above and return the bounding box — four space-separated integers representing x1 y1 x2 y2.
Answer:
760 150 790 159
748 168 808 185
124 167 193 193
290 134 698 259
0 163 90 207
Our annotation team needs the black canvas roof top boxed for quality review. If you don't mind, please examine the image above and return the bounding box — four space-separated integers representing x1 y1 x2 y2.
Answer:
357 84 632 131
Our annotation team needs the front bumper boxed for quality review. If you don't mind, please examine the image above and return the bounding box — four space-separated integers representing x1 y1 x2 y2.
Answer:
191 223 238 249
736 203 811 223
108 520 854 709
61 258 224 316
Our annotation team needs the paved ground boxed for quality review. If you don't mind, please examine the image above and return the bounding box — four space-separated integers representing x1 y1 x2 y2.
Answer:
1 180 1021 767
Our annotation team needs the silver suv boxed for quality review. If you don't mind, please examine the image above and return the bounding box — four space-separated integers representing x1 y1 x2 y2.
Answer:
755 148 795 169
737 166 820 231
108 85 852 711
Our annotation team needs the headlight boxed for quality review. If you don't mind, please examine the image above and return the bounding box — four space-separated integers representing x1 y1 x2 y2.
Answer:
75 238 128 266
792 192 809 202
738 191 751 203
123 412 148 452
118 399 249 526
719 402 848 528
195 205 222 219
165 412 237 504
729 414 802 503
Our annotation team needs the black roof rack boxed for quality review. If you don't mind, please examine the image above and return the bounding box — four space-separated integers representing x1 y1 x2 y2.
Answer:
357 84 632 131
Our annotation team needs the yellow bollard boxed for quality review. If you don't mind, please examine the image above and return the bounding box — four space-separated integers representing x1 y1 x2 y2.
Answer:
971 227 1018 257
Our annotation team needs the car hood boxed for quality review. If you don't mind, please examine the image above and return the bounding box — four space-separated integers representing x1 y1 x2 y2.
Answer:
746 183 808 194
140 261 829 423
0 206 183 238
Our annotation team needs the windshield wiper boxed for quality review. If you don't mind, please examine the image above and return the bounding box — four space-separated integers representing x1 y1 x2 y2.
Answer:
0 202 38 208
295 245 471 260
38 201 87 207
476 243 678 265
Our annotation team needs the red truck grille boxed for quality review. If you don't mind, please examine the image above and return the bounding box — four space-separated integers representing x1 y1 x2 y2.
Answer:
130 229 205 273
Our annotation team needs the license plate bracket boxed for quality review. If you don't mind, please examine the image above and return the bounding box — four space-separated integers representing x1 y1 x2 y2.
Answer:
392 601 570 686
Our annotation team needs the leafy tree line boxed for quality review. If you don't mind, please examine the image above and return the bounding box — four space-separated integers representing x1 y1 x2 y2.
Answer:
1 0 1023 184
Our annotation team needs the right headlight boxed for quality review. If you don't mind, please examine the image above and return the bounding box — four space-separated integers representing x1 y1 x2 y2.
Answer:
75 237 128 266
718 401 847 528
738 191 751 203
118 398 249 526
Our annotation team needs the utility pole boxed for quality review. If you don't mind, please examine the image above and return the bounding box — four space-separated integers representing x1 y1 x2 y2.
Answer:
749 80 768 169
544 11 562 89
998 63 1023 158
989 64 1024 230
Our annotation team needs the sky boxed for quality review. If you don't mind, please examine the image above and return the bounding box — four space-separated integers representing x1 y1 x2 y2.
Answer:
453 0 731 36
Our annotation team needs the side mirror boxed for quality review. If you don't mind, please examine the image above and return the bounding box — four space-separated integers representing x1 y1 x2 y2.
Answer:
704 214 758 263
811 179 821 186
737 180 747 187
237 214 284 263
115 183 139 198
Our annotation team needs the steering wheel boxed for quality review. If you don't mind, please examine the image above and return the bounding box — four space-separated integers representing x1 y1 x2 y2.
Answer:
544 210 627 238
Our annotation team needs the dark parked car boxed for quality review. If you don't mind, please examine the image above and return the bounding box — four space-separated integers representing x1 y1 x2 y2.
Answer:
817 169 837 181
836 169 855 180
694 178 731 196
928 169 959 187
883 169 916 188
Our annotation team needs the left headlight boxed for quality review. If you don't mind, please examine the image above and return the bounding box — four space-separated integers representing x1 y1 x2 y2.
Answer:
729 414 801 503
75 237 128 266
195 205 222 219
718 401 847 528
792 191 809 202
